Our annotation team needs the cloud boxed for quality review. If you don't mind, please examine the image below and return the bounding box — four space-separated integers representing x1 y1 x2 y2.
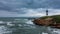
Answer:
0 0 60 11
0 8 60 17
0 10 19 17
48 9 60 15
0 0 60 9
0 0 60 17
17 8 60 17
18 8 46 17
0 8 46 17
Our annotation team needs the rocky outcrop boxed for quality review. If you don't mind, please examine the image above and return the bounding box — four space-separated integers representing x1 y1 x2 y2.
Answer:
32 18 55 26
32 17 60 28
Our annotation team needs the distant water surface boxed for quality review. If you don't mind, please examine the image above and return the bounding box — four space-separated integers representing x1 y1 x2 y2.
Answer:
0 18 60 34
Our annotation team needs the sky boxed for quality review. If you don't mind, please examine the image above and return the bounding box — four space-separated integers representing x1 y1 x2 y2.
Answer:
0 0 60 17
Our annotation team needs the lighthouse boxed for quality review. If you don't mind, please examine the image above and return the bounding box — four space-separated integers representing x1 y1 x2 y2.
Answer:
46 10 48 16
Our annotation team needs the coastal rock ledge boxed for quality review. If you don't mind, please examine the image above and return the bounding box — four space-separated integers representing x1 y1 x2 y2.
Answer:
32 17 60 29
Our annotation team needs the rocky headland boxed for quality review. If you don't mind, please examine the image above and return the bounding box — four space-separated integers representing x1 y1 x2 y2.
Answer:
32 15 60 29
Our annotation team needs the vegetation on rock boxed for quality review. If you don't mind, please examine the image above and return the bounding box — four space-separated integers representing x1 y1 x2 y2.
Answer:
40 15 60 23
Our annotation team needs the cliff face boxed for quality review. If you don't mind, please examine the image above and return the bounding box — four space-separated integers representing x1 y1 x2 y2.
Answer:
32 18 55 26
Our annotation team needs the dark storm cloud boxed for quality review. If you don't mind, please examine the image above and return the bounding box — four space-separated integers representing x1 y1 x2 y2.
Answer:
0 0 60 17
1 0 60 10
0 0 60 10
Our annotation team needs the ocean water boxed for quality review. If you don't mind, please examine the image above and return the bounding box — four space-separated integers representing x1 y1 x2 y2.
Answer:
0 18 60 34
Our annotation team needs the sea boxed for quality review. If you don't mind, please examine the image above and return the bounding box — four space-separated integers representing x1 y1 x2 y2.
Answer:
0 17 60 34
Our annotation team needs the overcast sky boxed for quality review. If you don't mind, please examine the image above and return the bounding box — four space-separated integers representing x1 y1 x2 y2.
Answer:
0 0 60 17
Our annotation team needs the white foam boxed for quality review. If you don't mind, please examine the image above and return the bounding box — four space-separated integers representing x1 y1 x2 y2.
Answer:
7 22 15 26
47 27 60 34
42 32 48 34
26 20 34 24
52 29 60 34
0 26 12 34
0 26 6 34
0 21 4 24
18 24 22 26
